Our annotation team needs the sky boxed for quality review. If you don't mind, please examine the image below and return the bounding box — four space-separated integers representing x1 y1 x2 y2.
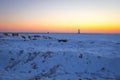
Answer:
0 0 120 33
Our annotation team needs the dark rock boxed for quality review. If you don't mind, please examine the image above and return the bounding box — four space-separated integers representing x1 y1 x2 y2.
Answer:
12 33 19 37
3 33 9 36
58 39 68 42
79 54 83 58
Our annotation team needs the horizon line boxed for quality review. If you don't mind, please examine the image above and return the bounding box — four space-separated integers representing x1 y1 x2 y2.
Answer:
0 31 120 34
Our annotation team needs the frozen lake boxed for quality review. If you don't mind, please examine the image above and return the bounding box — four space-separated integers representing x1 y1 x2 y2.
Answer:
0 33 120 80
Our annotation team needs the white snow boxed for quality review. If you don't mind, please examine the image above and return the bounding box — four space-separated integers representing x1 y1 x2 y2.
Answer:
0 33 120 80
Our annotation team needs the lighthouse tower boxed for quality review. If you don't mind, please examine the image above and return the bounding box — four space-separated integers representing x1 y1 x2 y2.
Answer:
78 29 80 34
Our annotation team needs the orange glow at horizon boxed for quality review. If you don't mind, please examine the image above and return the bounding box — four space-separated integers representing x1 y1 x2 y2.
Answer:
0 23 120 33
0 17 120 33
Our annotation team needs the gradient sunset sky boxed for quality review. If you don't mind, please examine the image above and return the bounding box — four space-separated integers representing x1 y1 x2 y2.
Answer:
0 0 120 33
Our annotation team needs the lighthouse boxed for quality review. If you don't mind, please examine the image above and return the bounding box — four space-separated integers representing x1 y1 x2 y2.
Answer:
78 29 80 34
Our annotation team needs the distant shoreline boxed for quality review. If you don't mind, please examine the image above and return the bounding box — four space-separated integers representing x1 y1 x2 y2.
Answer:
0 32 120 35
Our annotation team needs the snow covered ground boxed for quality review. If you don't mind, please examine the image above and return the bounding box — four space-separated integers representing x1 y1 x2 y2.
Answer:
0 33 120 80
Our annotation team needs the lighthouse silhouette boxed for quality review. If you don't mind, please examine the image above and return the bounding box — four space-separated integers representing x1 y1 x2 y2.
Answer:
78 29 80 34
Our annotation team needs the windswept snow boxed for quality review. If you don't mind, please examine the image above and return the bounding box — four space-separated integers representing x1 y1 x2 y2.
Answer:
0 33 120 80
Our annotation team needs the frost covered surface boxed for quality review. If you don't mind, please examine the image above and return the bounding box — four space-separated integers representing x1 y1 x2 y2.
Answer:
0 33 120 80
